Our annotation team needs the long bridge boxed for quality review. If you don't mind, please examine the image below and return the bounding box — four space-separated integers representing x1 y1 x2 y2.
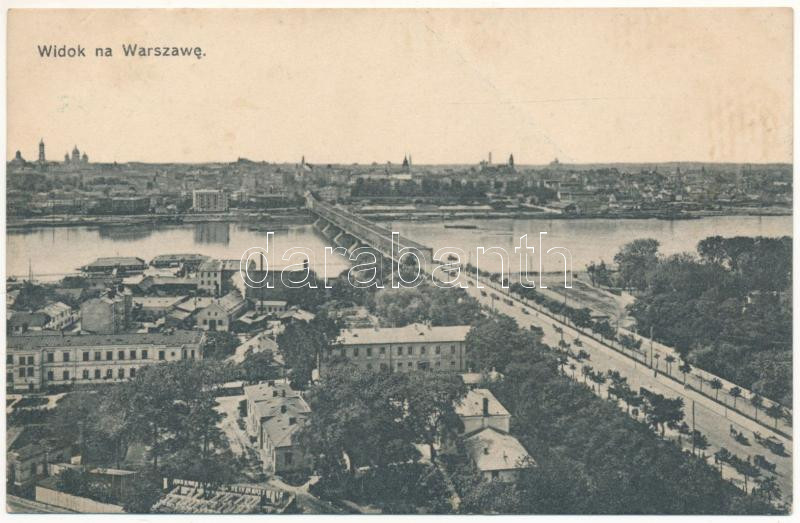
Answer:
305 192 433 265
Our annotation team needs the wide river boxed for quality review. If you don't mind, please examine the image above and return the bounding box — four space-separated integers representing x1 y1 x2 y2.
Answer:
7 215 792 280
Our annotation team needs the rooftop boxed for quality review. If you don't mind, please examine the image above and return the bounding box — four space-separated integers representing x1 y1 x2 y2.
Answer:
465 427 532 472
456 388 510 418
7 330 204 351
338 322 470 346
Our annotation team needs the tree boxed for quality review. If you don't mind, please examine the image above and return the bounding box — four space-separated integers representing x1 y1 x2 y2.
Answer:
465 315 540 374
203 331 240 360
729 387 742 409
279 316 340 389
678 361 692 385
402 371 467 461
581 365 593 384
640 389 685 437
750 394 763 421
692 430 709 458
240 349 281 383
755 475 781 503
664 355 676 376
765 403 784 429
300 365 419 474
613 238 660 291
709 378 723 401
121 472 163 513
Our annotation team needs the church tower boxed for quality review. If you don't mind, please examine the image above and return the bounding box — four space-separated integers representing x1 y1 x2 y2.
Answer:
38 138 45 163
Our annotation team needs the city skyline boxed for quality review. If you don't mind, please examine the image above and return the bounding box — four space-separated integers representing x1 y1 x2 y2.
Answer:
11 137 794 168
8 9 793 165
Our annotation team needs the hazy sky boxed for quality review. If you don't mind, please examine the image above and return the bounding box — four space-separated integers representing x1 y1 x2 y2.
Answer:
7 9 793 164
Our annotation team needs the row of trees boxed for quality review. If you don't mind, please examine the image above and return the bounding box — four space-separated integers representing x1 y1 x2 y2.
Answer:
620 236 792 404
458 313 781 514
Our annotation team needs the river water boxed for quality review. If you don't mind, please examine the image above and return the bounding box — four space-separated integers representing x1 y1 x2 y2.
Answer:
7 215 792 280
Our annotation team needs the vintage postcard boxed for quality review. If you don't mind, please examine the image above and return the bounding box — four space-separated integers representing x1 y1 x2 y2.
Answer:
4 7 793 516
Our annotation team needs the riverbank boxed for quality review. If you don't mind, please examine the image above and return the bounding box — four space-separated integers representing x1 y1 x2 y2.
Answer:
6 210 312 231
362 206 792 222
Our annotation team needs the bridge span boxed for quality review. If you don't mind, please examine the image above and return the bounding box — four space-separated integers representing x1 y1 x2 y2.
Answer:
305 192 433 264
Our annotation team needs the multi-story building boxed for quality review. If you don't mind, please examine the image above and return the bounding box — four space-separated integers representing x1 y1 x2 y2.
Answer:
80 289 133 334
110 196 150 215
6 330 204 392
243 381 311 473
196 291 248 332
38 302 76 331
329 323 470 374
192 189 229 212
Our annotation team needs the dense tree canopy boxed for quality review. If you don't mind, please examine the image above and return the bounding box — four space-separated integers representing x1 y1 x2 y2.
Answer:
624 236 792 404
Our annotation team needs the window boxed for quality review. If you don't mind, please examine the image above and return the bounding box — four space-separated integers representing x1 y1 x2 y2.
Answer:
94 351 101 361
380 363 388 371
83 352 90 362
63 352 70 362
435 346 441 355
47 371 54 381
118 350 125 360
27 356 34 365
158 350 165 361
18 356 25 365
435 361 441 367
18 368 24 378
407 346 413 355
130 368 136 378
366 347 372 357
129 350 136 360
26 367 34 377
190 350 195 359
106 351 113 361
82 370 89 380
7 372 13 382
396 347 402 356
142 350 148 360
203 319 208 325
407 362 413 368
420 347 426 355
353 348 359 357
118 368 125 379
380 347 386 355
5 355 11 364
47 353 54 363
451 345 456 354
285 452 293 465
491 471 499 480
106 369 113 378
63 370 70 381
450 361 456 367
94 369 101 379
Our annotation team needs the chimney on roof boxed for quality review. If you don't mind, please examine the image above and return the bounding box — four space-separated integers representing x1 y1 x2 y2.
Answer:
482 397 489 417
280 405 287 414
281 389 286 398
272 390 278 397
289 417 296 425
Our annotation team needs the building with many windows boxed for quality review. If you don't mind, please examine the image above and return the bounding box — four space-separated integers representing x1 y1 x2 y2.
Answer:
328 323 470 374
6 330 205 392
192 189 229 212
